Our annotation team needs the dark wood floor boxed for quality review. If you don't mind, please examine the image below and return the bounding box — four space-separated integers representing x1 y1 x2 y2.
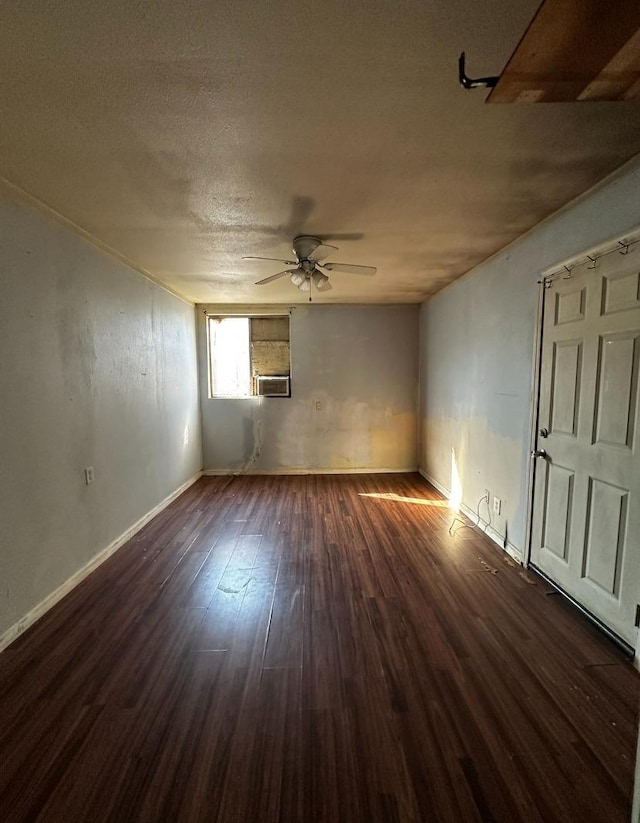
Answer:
0 474 637 822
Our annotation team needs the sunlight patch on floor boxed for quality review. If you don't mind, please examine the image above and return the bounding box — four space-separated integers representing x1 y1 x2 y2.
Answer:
359 492 449 507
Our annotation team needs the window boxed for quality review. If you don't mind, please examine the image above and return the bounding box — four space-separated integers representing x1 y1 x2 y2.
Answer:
207 315 291 398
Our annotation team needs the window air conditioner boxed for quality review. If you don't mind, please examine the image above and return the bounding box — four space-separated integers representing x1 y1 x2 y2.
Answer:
256 376 290 397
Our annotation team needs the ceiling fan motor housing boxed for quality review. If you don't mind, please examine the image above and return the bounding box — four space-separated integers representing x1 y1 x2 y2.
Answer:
292 235 322 261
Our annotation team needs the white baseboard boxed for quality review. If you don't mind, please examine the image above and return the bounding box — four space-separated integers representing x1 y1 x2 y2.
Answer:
418 468 523 564
202 467 418 476
418 468 450 499
0 471 202 654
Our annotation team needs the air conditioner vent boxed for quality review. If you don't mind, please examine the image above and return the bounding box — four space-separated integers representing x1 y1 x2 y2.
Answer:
256 376 290 397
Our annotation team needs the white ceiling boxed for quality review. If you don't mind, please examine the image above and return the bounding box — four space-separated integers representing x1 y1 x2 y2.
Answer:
2 0 640 304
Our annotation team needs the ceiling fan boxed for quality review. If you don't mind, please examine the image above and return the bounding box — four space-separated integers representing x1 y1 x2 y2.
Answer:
243 235 377 293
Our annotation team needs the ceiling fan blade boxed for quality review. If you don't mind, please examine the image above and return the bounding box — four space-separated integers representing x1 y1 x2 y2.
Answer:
283 195 315 237
255 270 292 285
321 232 364 242
321 262 377 275
243 256 297 265
308 243 339 263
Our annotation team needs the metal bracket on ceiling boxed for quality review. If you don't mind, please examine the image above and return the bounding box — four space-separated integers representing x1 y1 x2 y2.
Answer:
458 52 499 90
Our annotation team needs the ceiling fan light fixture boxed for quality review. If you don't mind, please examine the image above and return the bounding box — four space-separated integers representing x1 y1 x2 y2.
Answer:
311 270 330 288
245 236 376 293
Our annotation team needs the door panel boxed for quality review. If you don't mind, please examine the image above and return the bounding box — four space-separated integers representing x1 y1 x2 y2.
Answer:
593 333 639 448
601 267 640 315
542 464 574 561
550 340 582 435
531 245 640 647
583 477 628 596
555 286 586 324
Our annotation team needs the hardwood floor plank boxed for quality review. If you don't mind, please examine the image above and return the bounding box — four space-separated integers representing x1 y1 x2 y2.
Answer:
192 564 253 652
263 579 304 670
0 474 637 822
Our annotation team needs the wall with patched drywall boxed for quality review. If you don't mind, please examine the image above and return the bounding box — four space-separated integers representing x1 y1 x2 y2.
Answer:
419 158 640 558
198 304 419 472
0 184 202 642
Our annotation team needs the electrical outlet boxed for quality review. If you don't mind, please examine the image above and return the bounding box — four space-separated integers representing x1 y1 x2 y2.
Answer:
493 496 502 516
315 401 322 411
84 466 95 485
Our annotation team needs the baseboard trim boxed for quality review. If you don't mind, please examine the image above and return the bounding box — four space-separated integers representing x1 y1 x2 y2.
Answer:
418 468 523 564
418 468 450 499
202 467 418 476
0 471 202 654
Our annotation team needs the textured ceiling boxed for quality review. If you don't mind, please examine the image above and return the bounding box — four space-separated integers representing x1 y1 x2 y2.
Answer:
2 0 640 304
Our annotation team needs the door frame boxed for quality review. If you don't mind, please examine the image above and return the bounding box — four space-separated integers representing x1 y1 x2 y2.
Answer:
523 226 640 659
523 230 640 564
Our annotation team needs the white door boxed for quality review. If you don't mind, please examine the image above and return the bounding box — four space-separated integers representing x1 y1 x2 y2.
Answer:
530 244 640 648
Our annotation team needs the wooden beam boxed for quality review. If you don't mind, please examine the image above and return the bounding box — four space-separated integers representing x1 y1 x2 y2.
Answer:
488 0 640 103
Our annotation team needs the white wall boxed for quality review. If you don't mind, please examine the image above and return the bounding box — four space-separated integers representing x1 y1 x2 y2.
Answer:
198 304 419 473
419 158 640 558
420 161 640 817
0 185 202 641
